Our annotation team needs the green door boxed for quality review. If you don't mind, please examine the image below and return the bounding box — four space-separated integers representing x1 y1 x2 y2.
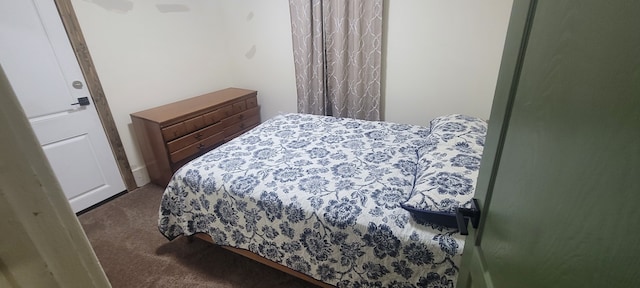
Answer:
457 1 640 287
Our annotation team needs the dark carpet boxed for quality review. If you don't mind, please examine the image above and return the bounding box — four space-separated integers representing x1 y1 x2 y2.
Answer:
78 184 320 288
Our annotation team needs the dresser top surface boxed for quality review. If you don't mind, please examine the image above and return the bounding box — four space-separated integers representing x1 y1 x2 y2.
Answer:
130 88 257 124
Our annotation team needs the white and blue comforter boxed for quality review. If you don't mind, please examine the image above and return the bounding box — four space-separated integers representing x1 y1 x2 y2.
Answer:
159 113 487 287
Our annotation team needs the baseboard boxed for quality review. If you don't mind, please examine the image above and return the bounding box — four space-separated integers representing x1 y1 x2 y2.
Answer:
132 166 151 187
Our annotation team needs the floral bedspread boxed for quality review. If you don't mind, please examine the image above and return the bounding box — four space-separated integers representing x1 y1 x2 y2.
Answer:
159 113 476 287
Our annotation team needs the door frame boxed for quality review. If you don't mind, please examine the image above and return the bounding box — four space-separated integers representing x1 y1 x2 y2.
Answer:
52 0 137 192
457 1 537 286
0 66 111 287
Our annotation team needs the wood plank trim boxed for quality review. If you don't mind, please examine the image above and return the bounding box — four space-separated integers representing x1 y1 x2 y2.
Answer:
53 0 137 191
193 234 335 288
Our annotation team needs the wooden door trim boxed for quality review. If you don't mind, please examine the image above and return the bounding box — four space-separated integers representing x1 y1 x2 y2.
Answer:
53 0 137 192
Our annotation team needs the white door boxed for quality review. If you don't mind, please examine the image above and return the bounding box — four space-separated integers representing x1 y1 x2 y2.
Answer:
0 0 125 212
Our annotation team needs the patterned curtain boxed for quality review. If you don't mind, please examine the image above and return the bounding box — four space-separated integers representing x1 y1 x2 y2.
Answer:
289 0 383 121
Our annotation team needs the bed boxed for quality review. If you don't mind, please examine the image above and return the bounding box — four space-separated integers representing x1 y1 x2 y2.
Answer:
158 113 487 287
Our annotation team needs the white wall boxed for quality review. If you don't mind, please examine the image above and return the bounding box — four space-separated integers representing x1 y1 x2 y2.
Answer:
71 0 512 186
222 0 298 121
384 0 513 126
71 0 234 185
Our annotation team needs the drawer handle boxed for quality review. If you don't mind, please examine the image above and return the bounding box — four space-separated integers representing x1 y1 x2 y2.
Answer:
197 143 205 149
195 133 203 139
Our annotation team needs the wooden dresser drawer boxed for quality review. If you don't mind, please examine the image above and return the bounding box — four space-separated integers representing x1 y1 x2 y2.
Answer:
203 108 226 126
222 107 260 126
131 88 260 186
169 132 225 163
183 115 206 132
219 104 235 119
246 96 258 109
166 122 224 153
162 122 187 141
224 114 260 138
162 115 208 142
232 101 247 114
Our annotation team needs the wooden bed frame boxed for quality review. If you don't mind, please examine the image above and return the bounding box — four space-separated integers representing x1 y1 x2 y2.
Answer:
192 233 334 288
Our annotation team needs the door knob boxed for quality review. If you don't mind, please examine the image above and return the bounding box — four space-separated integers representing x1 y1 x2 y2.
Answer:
456 198 481 235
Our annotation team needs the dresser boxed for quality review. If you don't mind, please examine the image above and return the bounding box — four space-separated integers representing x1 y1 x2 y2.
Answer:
130 88 260 186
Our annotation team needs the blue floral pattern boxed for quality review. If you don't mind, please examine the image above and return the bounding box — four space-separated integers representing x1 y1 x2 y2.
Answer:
402 114 487 214
159 113 484 287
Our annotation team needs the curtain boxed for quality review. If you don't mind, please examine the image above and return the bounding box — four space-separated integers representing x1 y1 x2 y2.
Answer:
289 0 383 121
